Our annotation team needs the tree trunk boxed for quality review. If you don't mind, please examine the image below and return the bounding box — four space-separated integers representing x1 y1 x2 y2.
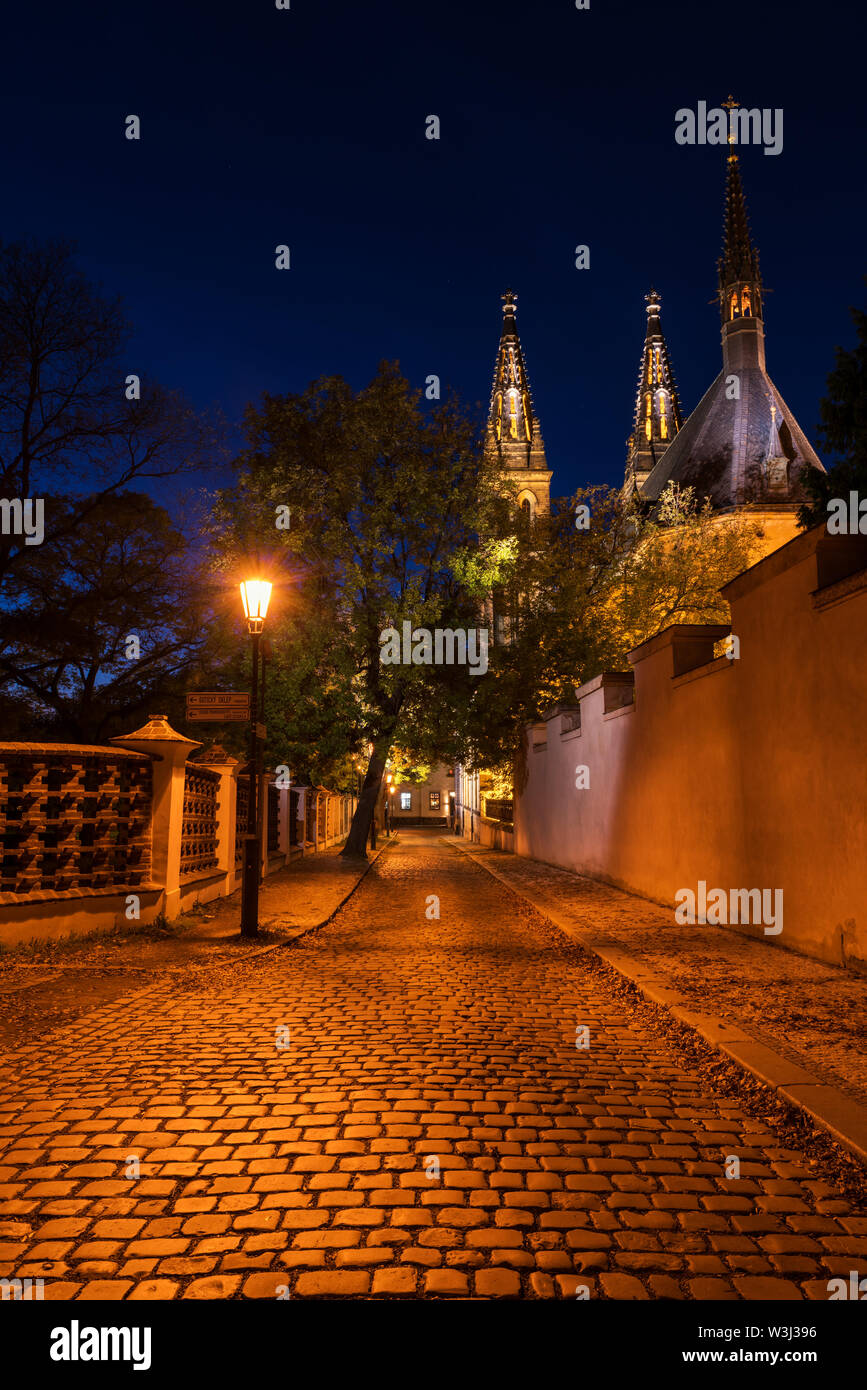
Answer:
341 748 387 858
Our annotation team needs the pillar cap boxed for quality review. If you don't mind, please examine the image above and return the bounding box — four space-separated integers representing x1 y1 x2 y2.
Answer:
110 714 202 752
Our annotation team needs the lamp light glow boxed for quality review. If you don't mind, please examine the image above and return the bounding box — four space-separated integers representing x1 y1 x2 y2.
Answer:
240 579 272 633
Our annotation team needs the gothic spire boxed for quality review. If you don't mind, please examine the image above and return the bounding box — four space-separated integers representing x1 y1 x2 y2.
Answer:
486 289 544 467
718 149 762 290
624 289 682 498
717 99 765 368
484 288 551 514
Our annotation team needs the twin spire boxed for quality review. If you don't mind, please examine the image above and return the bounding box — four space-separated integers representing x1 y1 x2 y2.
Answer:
486 289 541 463
624 289 683 497
485 289 551 515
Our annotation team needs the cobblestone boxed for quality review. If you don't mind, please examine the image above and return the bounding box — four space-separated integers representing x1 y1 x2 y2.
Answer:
0 833 864 1300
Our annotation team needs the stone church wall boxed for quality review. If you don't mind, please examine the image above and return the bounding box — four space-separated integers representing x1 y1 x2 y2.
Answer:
515 525 867 970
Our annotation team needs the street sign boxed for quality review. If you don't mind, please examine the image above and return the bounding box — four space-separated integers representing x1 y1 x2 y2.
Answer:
186 691 251 722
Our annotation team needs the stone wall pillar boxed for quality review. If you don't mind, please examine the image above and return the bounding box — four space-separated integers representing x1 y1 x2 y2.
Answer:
111 715 202 922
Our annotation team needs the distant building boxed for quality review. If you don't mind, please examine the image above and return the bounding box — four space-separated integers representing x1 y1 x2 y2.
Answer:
630 132 825 553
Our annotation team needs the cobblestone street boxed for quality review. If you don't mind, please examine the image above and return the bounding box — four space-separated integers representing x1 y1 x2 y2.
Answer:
1 831 865 1301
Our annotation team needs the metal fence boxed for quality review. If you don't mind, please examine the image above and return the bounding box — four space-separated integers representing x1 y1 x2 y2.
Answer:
484 797 514 825
180 764 220 878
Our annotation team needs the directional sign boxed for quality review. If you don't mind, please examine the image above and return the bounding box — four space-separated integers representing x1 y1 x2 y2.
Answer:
186 691 251 722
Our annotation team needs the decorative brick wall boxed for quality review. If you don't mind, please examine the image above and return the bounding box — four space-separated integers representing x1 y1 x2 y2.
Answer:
0 722 358 943
0 746 152 899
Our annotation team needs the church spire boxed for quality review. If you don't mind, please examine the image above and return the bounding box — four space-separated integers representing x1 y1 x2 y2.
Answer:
717 98 766 371
484 288 551 515
624 289 683 498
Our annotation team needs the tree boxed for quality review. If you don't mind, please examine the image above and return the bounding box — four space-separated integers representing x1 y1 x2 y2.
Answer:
0 238 221 599
209 362 508 856
0 492 213 741
451 483 757 774
798 284 867 528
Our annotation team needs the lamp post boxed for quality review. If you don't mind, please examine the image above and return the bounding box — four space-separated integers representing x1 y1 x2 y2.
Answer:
239 578 272 938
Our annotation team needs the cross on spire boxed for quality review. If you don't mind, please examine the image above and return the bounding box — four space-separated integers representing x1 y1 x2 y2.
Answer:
722 93 739 152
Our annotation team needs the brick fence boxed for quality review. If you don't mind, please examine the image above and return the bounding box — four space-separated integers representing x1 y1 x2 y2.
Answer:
0 715 356 945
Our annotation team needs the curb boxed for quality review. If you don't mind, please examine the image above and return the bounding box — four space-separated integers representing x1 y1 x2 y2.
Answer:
241 835 398 960
447 839 867 1166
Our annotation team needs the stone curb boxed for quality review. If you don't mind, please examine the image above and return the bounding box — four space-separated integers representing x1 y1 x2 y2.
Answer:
447 839 867 1166
241 835 399 961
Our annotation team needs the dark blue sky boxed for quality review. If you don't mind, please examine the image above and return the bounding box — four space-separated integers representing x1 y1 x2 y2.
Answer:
5 0 864 500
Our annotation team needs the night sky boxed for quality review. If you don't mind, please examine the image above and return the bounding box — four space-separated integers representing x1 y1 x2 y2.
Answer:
5 0 864 501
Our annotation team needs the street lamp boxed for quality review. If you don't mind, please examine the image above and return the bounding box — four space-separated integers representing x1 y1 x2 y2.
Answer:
239 578 272 938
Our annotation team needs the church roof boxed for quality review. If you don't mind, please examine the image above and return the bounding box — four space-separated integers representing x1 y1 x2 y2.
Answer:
640 365 821 507
641 137 823 509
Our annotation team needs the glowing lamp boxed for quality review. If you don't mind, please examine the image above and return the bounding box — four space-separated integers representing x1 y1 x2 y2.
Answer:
240 579 272 634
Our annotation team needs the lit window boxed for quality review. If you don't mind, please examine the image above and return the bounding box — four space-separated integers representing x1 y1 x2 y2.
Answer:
741 287 752 317
730 291 739 320
509 390 518 439
645 392 652 441
659 391 668 439
429 791 441 810
400 792 411 811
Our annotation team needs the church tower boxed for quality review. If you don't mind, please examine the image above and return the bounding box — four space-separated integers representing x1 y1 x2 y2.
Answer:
717 123 766 374
640 103 824 545
624 290 683 499
484 289 552 518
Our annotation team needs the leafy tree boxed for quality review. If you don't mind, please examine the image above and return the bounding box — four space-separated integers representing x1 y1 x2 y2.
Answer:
451 483 757 775
0 492 213 741
798 284 867 528
209 362 509 855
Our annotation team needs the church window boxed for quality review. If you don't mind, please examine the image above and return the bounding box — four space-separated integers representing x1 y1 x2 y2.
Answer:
520 497 532 523
730 291 739 320
522 393 531 439
741 287 752 317
654 346 661 382
508 390 518 439
659 391 668 439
